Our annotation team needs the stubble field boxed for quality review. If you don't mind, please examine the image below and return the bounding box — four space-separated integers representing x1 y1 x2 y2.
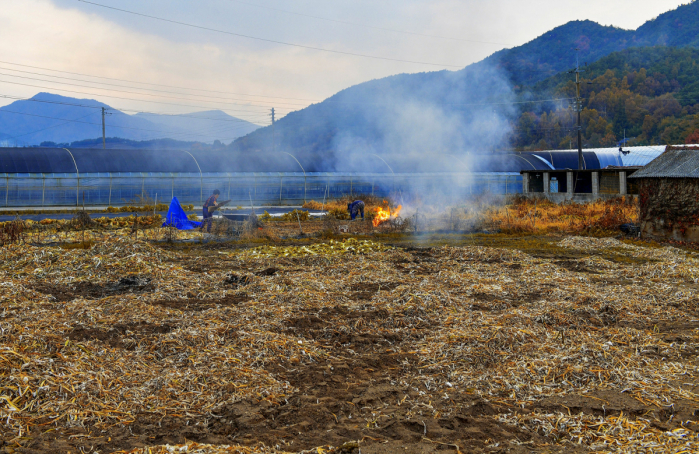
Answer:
1 230 699 454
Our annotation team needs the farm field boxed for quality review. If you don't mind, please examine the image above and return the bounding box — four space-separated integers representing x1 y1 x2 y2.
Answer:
1 225 699 453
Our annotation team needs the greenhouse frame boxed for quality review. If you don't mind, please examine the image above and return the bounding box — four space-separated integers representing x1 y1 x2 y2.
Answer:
0 146 666 208
0 171 525 207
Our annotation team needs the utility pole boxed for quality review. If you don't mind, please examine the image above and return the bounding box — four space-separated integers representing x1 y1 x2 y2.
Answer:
101 107 107 149
570 49 585 170
270 108 275 154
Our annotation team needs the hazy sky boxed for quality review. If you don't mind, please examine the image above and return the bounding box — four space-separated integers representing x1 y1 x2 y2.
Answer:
0 0 688 127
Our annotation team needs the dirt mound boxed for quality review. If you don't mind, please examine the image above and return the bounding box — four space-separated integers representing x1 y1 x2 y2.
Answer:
33 275 155 302
532 390 699 430
225 273 253 287
281 305 402 350
569 303 619 327
149 294 250 311
348 281 402 300
469 290 544 311
255 267 278 276
68 321 173 349
554 259 600 273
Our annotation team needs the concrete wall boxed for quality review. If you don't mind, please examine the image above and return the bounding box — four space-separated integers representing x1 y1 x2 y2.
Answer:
521 170 632 202
525 192 636 203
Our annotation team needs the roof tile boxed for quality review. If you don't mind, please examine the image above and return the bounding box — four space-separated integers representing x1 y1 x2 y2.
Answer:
629 147 699 179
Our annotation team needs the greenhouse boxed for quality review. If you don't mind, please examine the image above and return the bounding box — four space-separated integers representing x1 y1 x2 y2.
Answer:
0 146 666 207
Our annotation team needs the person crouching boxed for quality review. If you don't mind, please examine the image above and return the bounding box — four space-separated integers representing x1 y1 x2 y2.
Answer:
201 189 220 233
347 200 365 221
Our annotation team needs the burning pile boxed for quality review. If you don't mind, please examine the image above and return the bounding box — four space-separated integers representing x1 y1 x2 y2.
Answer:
372 202 402 226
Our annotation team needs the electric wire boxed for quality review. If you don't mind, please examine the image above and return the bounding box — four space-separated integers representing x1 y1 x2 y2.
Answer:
0 80 283 117
0 63 575 110
0 109 264 141
6 112 97 140
0 83 573 115
226 0 509 46
0 94 269 124
0 66 311 108
0 72 307 109
0 60 323 102
75 0 463 68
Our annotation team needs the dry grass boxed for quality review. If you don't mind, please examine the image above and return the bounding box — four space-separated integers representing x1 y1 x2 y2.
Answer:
403 196 640 235
303 194 397 221
494 196 639 235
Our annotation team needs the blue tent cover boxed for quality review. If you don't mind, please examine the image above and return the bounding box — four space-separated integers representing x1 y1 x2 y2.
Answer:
162 196 201 230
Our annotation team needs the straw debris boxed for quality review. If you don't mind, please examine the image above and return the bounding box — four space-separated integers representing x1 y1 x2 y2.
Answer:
1 233 698 453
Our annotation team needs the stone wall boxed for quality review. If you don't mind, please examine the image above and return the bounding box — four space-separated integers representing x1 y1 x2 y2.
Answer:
638 178 699 241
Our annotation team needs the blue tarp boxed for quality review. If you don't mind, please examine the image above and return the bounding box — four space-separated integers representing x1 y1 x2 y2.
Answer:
162 196 201 230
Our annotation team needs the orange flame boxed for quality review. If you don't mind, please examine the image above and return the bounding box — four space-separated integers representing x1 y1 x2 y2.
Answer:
372 205 402 227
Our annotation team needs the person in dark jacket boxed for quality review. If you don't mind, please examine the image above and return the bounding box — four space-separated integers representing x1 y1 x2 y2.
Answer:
347 200 365 220
200 189 220 232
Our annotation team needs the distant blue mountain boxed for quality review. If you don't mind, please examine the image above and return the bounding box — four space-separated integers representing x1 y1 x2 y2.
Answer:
0 93 260 146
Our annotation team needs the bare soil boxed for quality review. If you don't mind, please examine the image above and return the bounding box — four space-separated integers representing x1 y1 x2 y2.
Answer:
68 322 173 349
32 275 155 302
148 294 251 311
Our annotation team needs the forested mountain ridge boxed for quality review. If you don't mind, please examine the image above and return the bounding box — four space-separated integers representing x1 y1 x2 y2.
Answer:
513 46 699 150
477 20 633 88
484 1 699 88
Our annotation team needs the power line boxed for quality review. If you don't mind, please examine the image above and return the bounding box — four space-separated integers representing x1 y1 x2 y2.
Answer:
0 94 269 124
0 60 323 102
0 109 261 140
0 71 308 109
0 66 312 108
0 61 573 111
0 80 281 117
226 0 509 46
0 94 273 129
0 77 574 113
7 112 97 140
75 0 463 68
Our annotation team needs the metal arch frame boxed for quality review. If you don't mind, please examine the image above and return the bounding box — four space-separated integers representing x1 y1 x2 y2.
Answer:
513 154 539 170
531 155 556 170
0 171 524 207
370 154 395 192
63 148 80 206
445 154 469 171
281 152 307 202
439 154 470 197
182 150 203 204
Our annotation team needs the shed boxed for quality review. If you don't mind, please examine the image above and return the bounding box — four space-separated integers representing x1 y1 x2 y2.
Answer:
629 146 699 242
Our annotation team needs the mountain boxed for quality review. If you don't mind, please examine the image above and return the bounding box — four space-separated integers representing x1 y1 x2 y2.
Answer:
512 46 699 150
229 1 699 166
485 1 699 88
478 20 635 88
229 64 515 171
133 110 259 142
0 93 261 146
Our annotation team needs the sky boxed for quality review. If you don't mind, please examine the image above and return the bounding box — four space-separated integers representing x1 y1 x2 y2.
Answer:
0 0 689 126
